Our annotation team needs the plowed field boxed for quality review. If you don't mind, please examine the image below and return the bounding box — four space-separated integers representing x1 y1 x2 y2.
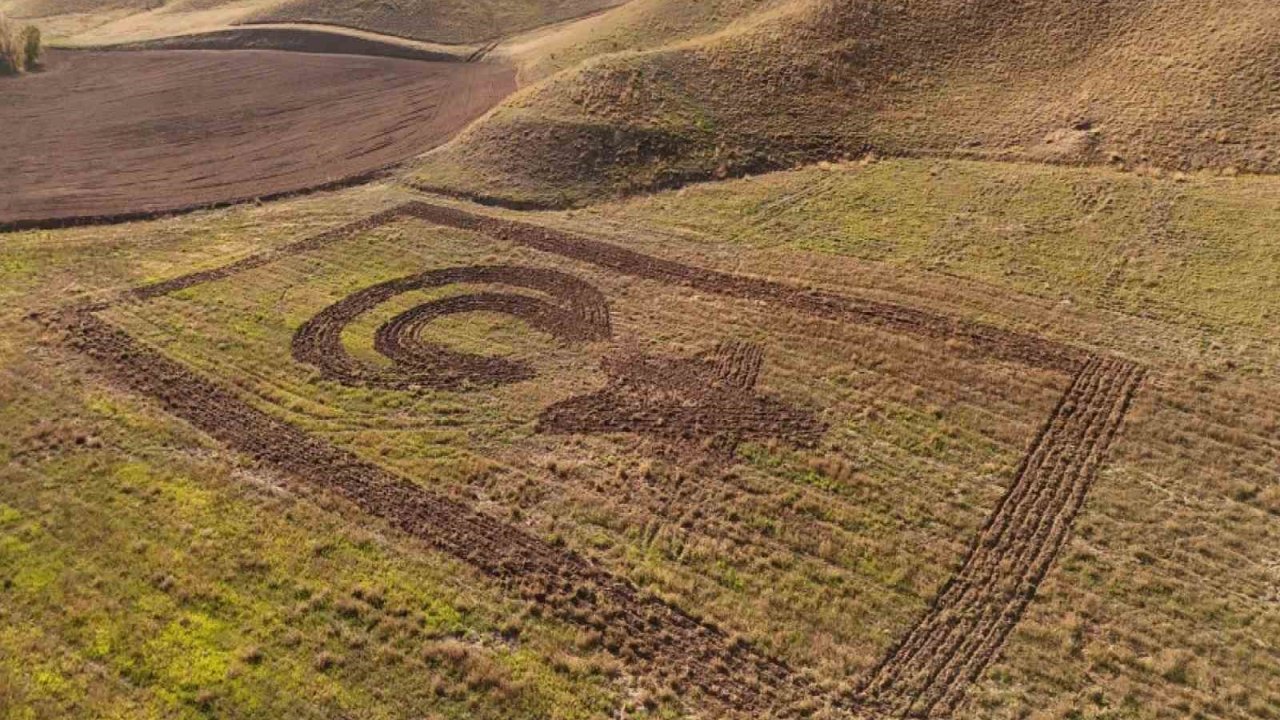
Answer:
0 50 513 230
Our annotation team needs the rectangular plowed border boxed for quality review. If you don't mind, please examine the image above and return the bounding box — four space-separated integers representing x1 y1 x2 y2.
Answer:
54 202 1144 718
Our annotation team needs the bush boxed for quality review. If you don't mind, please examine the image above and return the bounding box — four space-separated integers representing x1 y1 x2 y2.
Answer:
0 13 22 76
0 12 41 76
21 25 40 70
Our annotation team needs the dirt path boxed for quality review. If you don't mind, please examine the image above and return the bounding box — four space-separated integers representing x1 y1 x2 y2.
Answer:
56 201 1145 717
0 51 513 231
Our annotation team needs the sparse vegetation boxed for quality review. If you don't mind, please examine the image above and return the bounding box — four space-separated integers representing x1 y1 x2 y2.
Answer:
0 13 40 75
0 12 23 75
21 25 40 69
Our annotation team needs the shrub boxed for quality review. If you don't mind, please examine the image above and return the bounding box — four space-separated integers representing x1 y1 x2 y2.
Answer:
0 13 41 76
0 12 22 76
21 25 40 70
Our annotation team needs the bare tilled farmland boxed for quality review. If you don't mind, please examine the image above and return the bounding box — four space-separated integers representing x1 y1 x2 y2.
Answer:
0 49 512 230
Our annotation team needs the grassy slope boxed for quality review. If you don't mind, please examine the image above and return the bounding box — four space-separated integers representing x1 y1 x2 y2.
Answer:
407 0 799 204
3 0 626 44
0 186 660 720
242 0 628 45
569 157 1280 718
412 0 1280 206
582 159 1280 344
2 158 1277 718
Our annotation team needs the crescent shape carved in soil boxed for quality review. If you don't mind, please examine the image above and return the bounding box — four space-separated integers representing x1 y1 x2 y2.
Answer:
291 265 611 390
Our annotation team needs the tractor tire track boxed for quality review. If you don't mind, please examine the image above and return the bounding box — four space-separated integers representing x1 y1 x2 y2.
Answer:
847 356 1144 718
711 340 765 391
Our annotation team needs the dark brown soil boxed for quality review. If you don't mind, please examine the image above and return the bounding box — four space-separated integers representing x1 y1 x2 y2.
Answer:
292 265 611 390
0 50 513 231
56 201 1145 717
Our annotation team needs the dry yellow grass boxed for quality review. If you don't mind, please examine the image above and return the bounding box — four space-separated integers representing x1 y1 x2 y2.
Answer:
1 0 1278 715
413 0 1280 206
7 156 1277 716
0 11 26 73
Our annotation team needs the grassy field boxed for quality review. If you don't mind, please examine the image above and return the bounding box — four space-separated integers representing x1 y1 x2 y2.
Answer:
2 157 1278 719
559 158 1280 716
100 200 1063 683
583 159 1280 345
0 188 656 719
411 0 1280 209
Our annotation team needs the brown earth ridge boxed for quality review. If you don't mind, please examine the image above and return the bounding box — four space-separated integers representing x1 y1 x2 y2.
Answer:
76 26 464 61
292 265 612 391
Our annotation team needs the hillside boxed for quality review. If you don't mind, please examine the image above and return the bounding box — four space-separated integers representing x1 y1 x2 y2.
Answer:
412 0 1280 206
243 0 627 45
1 0 627 44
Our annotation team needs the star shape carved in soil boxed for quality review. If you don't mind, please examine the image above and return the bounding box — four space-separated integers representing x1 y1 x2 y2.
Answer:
538 340 824 455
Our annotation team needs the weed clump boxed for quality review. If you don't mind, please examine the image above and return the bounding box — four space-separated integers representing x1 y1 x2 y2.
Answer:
21 25 39 68
0 13 19 75
0 13 41 75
